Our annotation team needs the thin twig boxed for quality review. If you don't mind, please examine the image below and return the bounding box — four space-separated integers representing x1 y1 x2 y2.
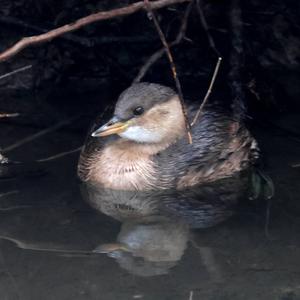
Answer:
133 1 193 83
36 146 82 162
144 0 192 143
0 191 19 199
0 153 9 163
0 65 32 80
0 0 191 62
0 205 33 211
191 57 222 126
190 0 222 127
2 115 80 153
229 0 246 120
133 48 166 84
291 163 300 168
0 112 20 119
195 0 220 57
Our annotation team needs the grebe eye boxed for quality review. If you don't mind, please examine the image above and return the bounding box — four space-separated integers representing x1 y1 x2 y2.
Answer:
133 106 144 116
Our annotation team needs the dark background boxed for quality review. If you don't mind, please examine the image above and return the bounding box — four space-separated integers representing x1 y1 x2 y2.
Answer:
0 0 299 130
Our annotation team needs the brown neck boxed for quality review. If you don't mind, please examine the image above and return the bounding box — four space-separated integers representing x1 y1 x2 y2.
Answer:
128 96 186 155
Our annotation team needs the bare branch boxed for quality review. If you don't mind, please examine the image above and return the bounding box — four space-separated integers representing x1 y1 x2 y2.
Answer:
144 0 193 143
229 0 246 120
195 0 220 57
191 57 222 126
0 0 191 62
0 191 19 199
0 112 20 119
133 49 166 84
0 15 157 47
190 0 222 127
133 1 193 83
36 146 82 162
2 115 80 153
291 163 300 168
0 65 32 80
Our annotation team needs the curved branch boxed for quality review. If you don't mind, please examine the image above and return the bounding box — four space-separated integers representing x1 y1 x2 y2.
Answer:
0 0 191 62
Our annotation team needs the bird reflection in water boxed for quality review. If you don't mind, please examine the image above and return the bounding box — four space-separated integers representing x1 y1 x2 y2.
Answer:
81 173 250 277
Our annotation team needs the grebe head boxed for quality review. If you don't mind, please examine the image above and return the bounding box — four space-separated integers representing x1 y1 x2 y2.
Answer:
91 83 185 144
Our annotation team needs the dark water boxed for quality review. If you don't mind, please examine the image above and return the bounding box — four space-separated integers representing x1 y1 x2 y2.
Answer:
0 114 299 300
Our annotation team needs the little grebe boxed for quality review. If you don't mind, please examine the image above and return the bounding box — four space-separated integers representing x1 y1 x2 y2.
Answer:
78 83 258 191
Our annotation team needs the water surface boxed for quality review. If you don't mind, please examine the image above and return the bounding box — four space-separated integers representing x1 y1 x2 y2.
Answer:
0 114 299 300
